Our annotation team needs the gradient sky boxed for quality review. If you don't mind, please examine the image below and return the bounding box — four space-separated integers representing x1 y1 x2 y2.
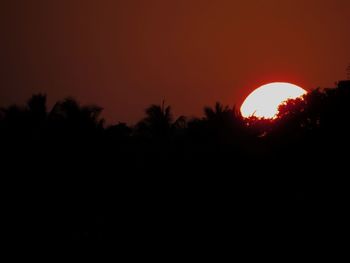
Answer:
1 0 350 123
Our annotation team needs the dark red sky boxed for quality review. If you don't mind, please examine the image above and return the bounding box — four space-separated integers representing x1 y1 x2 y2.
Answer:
1 0 350 123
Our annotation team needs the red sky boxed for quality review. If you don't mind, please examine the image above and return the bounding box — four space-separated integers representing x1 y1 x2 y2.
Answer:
1 0 350 123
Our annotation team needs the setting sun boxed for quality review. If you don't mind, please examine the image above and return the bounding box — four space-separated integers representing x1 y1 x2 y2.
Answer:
240 82 307 119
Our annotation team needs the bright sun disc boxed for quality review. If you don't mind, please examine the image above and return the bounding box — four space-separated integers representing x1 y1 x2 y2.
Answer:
240 82 307 119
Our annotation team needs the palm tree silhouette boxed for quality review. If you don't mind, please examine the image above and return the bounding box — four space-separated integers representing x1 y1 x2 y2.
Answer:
51 98 102 125
48 98 104 139
202 102 245 143
136 101 173 138
204 102 231 121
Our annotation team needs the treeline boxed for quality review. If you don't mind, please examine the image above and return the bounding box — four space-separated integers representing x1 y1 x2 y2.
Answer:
1 80 349 250
1 81 350 156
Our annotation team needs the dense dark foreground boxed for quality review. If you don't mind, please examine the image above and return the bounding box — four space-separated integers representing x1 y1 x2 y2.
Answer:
1 81 350 257
2 137 348 258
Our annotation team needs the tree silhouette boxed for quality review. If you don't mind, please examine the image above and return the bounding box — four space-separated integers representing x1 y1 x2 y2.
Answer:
202 102 245 143
105 122 132 141
48 98 104 134
136 102 173 138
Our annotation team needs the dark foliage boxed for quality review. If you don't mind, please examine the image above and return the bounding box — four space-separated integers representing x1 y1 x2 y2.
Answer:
2 81 350 256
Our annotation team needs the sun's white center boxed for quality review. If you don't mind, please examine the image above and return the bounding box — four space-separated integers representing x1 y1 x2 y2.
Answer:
240 82 307 119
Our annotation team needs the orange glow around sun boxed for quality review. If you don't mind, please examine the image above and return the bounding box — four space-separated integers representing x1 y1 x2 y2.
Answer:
240 82 307 119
